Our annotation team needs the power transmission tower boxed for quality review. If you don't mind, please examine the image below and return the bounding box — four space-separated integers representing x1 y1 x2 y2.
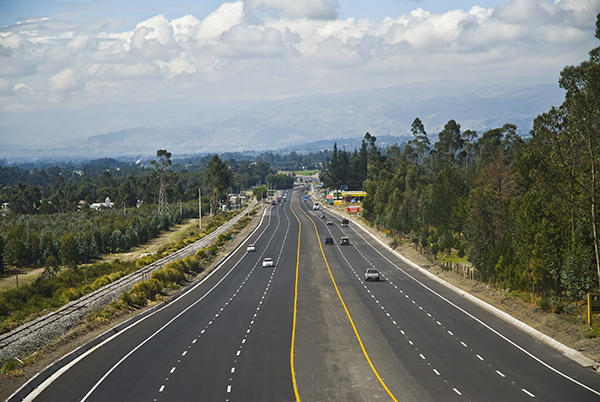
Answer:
152 149 172 216
158 173 170 215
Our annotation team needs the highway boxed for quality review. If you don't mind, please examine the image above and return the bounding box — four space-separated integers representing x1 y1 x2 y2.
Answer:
24 189 600 401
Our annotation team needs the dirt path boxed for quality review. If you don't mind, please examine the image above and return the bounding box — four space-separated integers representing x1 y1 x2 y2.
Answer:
0 269 45 292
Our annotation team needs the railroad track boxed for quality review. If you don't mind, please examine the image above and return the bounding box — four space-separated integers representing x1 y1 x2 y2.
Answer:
0 202 257 353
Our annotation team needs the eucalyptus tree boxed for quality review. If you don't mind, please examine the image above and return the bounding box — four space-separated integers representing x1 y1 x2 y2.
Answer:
206 154 230 214
527 14 600 291
408 117 430 163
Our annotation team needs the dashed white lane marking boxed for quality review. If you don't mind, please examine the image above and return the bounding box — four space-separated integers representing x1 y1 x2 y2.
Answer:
231 367 235 373
149 206 283 401
227 385 232 393
522 389 535 397
328 223 544 400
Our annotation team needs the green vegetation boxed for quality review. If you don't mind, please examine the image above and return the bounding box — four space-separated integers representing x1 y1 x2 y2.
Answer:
0 208 257 335
0 150 292 275
320 16 600 304
0 259 138 334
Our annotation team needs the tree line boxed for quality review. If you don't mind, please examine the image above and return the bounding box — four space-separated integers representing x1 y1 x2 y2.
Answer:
320 17 600 302
0 152 295 273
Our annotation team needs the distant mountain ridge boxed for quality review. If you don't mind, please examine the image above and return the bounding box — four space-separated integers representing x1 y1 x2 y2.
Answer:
1 81 564 161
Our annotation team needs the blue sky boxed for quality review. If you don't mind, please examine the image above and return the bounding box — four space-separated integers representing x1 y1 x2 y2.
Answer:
1 0 599 147
1 1 504 28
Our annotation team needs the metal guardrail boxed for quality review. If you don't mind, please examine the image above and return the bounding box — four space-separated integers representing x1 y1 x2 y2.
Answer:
0 201 257 351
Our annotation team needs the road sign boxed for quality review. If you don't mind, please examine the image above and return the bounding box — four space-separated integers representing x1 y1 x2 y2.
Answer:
588 292 600 325
341 185 348 190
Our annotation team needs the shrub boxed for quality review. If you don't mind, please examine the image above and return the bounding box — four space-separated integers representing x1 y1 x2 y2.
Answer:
552 302 565 314
196 248 209 260
91 276 111 291
127 278 162 306
1 360 18 374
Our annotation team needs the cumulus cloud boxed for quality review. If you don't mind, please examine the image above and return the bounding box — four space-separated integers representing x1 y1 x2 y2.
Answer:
194 1 244 40
0 0 598 117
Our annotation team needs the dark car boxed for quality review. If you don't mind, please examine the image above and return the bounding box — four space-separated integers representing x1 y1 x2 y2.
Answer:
325 237 334 245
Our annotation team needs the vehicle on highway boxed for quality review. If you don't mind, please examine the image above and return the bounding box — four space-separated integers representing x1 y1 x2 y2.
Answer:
326 220 333 225
320 213 325 219
341 218 349 227
247 244 256 252
340 237 350 245
262 258 274 267
313 203 320 210
364 268 380 281
325 237 334 245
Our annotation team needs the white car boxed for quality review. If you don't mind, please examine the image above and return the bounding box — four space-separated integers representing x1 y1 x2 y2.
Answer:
365 268 380 281
313 203 320 210
262 258 274 267
247 244 256 252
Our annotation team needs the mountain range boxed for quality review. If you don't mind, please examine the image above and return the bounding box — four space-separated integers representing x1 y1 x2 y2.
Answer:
2 80 565 161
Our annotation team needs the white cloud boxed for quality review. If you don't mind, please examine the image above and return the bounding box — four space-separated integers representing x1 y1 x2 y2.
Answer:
0 0 599 143
194 1 245 41
135 15 175 46
49 68 78 91
14 83 33 92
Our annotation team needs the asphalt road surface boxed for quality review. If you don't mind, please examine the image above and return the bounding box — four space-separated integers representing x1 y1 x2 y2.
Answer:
24 189 600 401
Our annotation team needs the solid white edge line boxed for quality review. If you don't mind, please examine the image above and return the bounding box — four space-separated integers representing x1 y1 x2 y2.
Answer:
323 204 600 396
20 206 271 402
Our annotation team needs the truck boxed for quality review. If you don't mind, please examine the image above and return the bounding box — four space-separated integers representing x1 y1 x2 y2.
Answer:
341 218 349 227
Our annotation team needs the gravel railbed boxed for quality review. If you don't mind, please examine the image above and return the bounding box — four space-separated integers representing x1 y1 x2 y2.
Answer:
0 202 256 365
